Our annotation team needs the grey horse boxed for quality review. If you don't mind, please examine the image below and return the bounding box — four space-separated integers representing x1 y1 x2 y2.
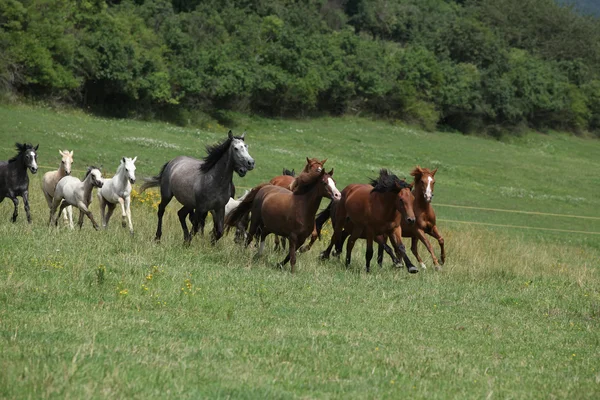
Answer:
141 131 254 244
0 143 38 223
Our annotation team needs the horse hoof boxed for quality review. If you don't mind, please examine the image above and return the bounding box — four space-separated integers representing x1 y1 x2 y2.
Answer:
122 221 127 228
319 252 329 261
276 263 284 270
407 265 419 274
420 263 427 271
434 265 442 272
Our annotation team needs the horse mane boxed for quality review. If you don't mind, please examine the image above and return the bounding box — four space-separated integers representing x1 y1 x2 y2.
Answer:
370 169 411 193
200 134 243 172
293 170 324 195
282 168 295 177
8 143 35 163
85 165 100 178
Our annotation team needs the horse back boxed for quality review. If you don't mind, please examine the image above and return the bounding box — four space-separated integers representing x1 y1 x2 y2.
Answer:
257 185 299 234
344 184 399 231
270 175 295 190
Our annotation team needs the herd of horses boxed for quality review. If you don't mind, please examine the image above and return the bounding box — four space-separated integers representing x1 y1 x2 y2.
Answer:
0 132 445 274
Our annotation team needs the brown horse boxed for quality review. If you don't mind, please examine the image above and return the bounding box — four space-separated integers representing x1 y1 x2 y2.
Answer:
269 158 326 251
320 169 418 273
384 166 445 270
226 167 341 273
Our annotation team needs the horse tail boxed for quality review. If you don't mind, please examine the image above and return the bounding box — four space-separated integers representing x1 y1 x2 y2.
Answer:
315 201 334 240
140 162 168 193
225 183 269 228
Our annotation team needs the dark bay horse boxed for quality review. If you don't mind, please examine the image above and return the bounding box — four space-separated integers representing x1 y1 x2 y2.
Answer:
381 166 445 270
0 143 38 223
269 158 326 251
320 169 418 273
226 167 341 273
141 131 254 244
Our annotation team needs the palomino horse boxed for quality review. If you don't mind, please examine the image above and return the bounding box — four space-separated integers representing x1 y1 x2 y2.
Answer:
0 143 38 223
320 169 418 273
42 150 74 227
141 131 254 244
226 167 341 273
50 167 104 230
98 157 137 234
269 158 326 251
379 166 445 270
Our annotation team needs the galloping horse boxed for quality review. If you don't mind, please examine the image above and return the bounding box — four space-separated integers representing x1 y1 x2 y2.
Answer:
98 157 137 234
141 131 254 244
42 150 74 227
269 158 326 251
0 143 38 223
381 166 445 270
226 167 341 273
320 169 418 273
50 167 104 230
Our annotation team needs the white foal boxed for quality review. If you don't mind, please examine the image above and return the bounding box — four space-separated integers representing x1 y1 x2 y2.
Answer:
41 150 74 227
98 157 137 234
50 167 104 230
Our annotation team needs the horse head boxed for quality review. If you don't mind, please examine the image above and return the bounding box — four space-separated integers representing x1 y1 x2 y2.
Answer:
395 180 416 224
16 143 39 174
229 131 255 177
60 150 73 176
305 157 326 173
122 156 137 184
319 169 341 201
86 167 104 188
410 166 437 203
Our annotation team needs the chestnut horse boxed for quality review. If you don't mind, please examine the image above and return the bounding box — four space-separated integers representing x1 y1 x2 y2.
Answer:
269 158 326 251
320 169 418 273
380 166 445 270
226 167 341 273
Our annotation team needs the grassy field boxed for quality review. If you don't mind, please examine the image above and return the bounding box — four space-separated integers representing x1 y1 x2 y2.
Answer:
0 105 599 399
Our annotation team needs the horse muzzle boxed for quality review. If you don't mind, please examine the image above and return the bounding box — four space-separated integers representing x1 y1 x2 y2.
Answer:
129 178 136 184
236 168 247 177
30 167 38 174
406 216 416 224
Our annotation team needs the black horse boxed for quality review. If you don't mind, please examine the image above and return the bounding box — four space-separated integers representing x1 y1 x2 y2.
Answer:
0 143 39 223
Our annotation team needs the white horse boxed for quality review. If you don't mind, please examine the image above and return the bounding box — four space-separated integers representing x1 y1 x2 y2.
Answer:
49 167 104 230
41 150 74 227
98 157 137 234
225 190 250 243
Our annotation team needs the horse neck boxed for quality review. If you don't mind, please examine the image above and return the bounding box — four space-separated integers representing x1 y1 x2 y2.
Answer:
11 155 28 177
82 175 95 205
57 162 67 178
412 181 431 211
112 165 128 189
294 183 324 220
205 148 235 190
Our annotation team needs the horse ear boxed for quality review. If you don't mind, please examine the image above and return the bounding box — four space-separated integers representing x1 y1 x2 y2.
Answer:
241 131 246 140
432 168 438 176
292 169 295 176
133 156 137 163
228 130 233 139
306 157 310 164
321 159 327 165
122 157 126 163
327 168 334 176
59 150 64 155
34 144 39 151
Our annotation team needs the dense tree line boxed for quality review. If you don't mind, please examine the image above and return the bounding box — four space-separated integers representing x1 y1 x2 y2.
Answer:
1 0 600 135
559 0 600 16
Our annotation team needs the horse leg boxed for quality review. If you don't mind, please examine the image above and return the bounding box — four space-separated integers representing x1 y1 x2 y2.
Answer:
125 196 133 234
256 231 268 257
77 201 99 230
288 238 299 273
118 197 128 228
333 228 351 258
410 236 426 270
49 198 60 227
376 235 400 267
345 227 361 268
104 203 117 228
10 196 18 223
22 190 32 223
191 211 207 236
57 201 69 228
298 224 318 253
389 231 418 274
98 195 107 228
210 207 225 244
155 194 173 242
430 226 446 265
365 231 375 273
43 190 53 208
416 229 441 271
177 206 193 244
274 235 281 251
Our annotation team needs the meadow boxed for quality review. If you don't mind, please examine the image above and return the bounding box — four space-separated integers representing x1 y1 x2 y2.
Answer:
0 105 599 399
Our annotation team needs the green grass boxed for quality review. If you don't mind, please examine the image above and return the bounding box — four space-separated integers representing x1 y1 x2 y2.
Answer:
1 105 599 399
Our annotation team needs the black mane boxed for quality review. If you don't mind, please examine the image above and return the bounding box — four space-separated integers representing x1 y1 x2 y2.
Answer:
282 168 295 177
8 143 35 163
370 169 410 193
200 134 243 172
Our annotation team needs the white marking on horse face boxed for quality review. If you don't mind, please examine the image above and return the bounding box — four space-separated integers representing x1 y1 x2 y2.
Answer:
123 157 137 182
28 151 38 171
424 176 433 202
327 178 341 200
231 138 255 176
91 169 104 187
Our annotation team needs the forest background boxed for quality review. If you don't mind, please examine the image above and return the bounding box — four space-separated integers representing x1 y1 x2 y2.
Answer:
2 0 600 136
